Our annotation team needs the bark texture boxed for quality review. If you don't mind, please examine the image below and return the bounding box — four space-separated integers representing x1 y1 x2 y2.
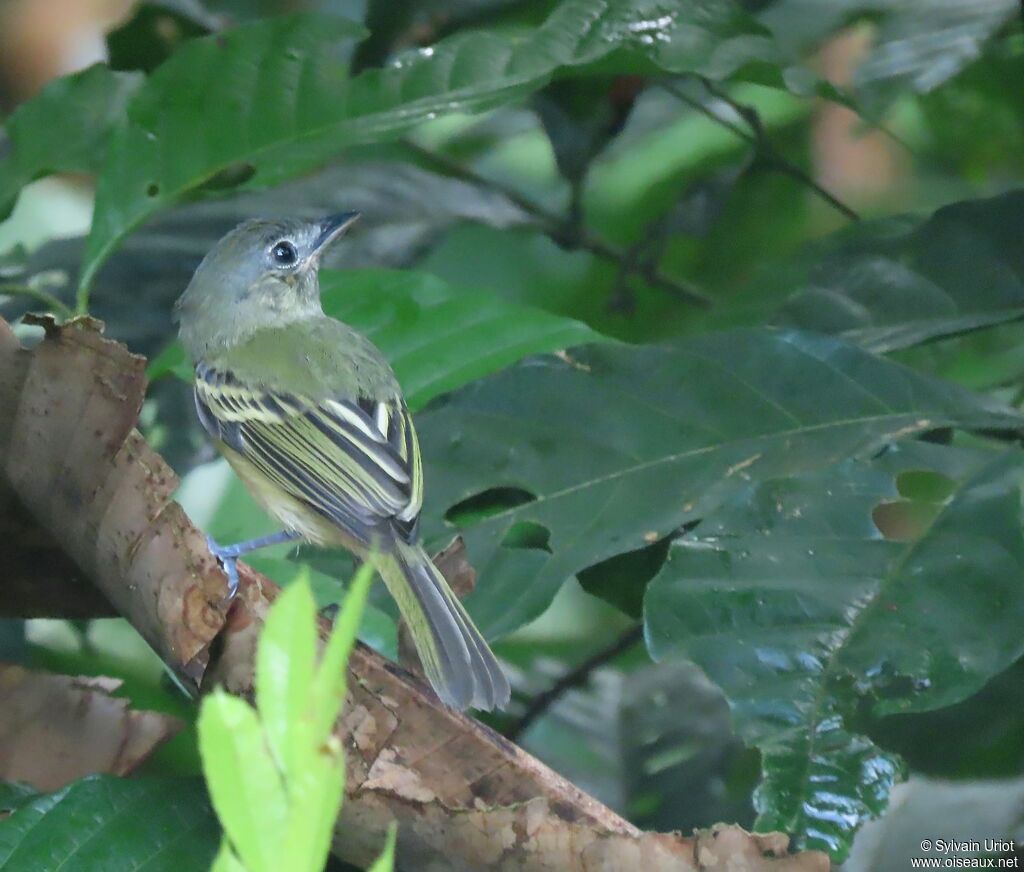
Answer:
0 316 829 872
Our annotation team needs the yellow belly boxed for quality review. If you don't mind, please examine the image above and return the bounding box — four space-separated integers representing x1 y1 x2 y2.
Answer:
219 441 365 554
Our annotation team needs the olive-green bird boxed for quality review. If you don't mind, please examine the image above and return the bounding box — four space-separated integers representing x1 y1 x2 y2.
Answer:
174 213 510 711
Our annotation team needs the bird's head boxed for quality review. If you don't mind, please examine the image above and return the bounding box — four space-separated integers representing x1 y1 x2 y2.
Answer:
174 212 359 358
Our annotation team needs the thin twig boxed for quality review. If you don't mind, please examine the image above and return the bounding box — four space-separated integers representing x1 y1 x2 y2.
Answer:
0 283 74 318
663 79 861 223
505 623 644 742
403 140 714 308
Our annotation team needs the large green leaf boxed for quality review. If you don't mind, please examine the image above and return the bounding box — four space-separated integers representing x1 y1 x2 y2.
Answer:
0 65 142 221
321 268 601 408
644 443 1024 860
0 776 219 871
80 0 805 294
412 329 1023 640
770 191 1024 353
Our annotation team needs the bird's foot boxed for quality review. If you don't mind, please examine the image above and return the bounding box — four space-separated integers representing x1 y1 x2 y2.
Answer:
207 534 241 600
204 530 302 602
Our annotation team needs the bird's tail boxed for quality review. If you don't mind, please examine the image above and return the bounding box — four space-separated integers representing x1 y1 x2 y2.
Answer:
371 540 510 711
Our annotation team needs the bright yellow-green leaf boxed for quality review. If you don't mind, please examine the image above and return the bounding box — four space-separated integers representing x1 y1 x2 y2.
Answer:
199 569 373 872
256 570 318 775
365 824 397 872
211 839 248 872
279 743 346 872
197 691 287 872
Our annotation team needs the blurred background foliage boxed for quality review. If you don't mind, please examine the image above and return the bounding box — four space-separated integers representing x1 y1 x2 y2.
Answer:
2 0 1024 869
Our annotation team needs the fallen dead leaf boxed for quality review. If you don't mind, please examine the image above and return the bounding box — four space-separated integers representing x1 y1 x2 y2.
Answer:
0 664 183 791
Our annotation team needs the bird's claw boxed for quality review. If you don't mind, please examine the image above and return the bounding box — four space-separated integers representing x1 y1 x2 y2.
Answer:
206 534 241 600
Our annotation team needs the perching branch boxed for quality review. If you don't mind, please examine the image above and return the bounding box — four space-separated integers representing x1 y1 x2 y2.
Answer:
403 140 714 309
0 316 828 872
506 623 644 742
663 79 861 223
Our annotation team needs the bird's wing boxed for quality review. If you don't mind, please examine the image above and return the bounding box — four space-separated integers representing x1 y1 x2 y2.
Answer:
194 361 423 545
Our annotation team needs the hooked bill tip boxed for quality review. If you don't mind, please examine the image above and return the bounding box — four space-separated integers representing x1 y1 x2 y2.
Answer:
314 211 360 251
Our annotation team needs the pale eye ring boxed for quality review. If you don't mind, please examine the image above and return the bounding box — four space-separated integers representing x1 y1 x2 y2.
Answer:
271 240 298 266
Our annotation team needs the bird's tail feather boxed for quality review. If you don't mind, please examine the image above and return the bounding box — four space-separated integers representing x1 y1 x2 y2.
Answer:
372 541 510 711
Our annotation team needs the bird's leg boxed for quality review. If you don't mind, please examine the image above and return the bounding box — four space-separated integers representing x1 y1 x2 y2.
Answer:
206 530 302 598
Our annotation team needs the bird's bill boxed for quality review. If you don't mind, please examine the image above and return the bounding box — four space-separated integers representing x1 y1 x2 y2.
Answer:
313 211 361 254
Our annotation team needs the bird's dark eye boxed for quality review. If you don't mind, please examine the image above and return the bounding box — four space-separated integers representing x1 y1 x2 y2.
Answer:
271 240 298 266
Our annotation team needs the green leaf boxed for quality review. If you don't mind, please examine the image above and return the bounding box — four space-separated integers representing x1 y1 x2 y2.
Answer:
0 776 218 871
80 0 804 294
414 329 1023 640
771 191 1024 353
199 570 369 872
107 0 221 74
915 38 1024 181
366 824 397 872
278 751 345 872
644 444 1024 860
147 339 191 382
870 656 1024 781
255 576 318 776
321 268 602 409
0 65 143 222
197 691 287 872
0 782 38 814
211 840 247 872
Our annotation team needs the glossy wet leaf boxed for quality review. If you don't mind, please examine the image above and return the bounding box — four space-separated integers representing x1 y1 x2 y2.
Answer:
413 329 1023 639
0 776 218 871
772 191 1024 353
871 656 1024 782
645 444 1024 860
80 0 807 291
0 65 142 221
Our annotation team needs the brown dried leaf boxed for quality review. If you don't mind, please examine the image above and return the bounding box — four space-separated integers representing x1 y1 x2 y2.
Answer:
0 664 183 791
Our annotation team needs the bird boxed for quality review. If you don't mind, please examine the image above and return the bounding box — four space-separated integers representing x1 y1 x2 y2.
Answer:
173 213 510 711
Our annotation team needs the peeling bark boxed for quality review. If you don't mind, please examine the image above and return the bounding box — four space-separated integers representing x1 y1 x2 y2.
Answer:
0 665 182 791
0 317 829 872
